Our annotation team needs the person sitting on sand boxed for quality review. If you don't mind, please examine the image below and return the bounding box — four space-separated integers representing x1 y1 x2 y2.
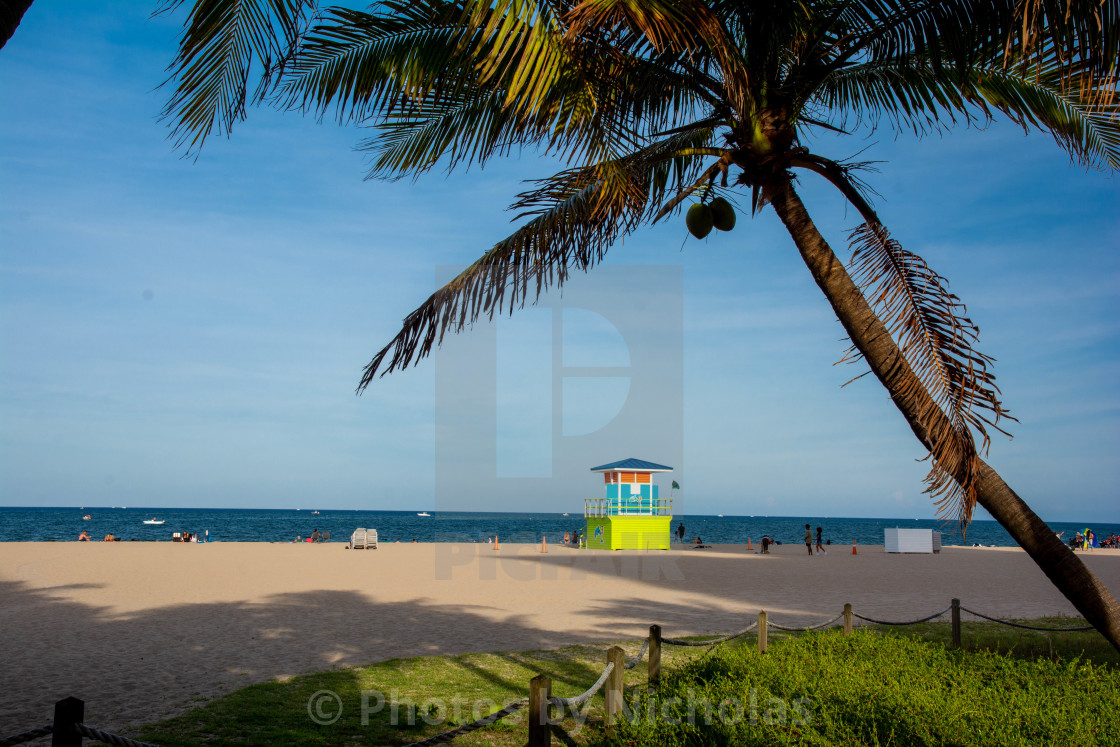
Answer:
78 530 90 541
103 533 114 542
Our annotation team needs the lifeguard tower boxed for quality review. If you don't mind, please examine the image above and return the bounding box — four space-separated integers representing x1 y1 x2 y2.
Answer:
584 458 673 550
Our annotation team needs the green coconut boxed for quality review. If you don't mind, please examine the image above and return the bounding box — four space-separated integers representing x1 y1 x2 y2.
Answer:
686 203 714 239
709 197 736 231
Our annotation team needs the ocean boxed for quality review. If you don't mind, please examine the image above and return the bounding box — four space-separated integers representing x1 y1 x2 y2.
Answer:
0 507 1115 547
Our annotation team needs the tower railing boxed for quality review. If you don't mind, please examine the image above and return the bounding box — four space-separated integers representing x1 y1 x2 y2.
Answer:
584 496 673 517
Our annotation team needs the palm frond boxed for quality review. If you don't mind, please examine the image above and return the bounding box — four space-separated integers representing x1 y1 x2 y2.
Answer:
791 1 1117 134
358 132 716 388
281 1 714 180
566 0 758 126
159 0 316 153
0 0 33 52
790 152 882 225
845 222 1014 524
278 3 472 125
1006 0 1119 108
565 0 713 53
812 55 975 136
968 60 1120 169
814 50 1120 168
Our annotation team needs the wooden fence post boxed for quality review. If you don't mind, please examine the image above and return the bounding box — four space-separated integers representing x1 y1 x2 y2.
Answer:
648 625 661 689
528 674 551 747
52 697 83 747
951 598 961 649
605 646 625 725
843 603 853 635
758 611 768 654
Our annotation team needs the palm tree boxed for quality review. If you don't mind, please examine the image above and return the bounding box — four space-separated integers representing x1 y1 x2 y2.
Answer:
160 0 1119 648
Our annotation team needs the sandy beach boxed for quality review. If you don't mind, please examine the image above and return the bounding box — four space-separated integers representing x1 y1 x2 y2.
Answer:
1 541 1117 737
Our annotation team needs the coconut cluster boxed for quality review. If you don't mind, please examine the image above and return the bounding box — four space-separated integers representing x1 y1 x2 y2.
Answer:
686 198 736 239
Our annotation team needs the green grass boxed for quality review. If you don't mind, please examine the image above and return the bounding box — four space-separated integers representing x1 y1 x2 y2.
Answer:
135 620 1117 746
135 640 681 747
594 630 1116 746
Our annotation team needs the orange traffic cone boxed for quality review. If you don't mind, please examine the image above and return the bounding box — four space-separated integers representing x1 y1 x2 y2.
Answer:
851 540 858 555
747 537 753 550
494 535 500 551
541 536 548 553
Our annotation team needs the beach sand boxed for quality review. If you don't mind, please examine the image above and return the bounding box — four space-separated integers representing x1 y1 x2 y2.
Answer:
1 541 1117 736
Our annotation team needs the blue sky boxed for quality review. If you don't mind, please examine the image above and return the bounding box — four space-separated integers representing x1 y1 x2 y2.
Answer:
1 4 1117 522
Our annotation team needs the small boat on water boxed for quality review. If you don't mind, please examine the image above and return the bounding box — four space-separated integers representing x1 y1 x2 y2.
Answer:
82 514 92 521
562 512 569 516
143 518 165 525
417 512 432 517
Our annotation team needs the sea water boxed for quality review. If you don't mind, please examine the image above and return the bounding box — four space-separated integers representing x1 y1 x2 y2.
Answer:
0 507 1115 547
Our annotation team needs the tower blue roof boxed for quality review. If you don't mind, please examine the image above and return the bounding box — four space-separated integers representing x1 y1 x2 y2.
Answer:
590 458 673 472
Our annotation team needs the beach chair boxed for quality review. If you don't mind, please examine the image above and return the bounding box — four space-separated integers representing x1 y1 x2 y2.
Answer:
367 529 378 549
350 528 367 549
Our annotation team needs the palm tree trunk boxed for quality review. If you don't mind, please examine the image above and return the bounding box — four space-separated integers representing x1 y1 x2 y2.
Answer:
765 174 1120 651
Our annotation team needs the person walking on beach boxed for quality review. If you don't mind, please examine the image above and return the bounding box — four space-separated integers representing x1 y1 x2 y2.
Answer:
677 522 685 544
804 524 813 556
815 526 826 555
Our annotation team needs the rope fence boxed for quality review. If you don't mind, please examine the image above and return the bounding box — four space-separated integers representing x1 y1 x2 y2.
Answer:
662 621 758 646
547 663 614 710
853 605 953 626
960 606 1095 631
0 726 52 747
3 600 1097 747
0 698 160 747
623 638 649 670
767 612 846 632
